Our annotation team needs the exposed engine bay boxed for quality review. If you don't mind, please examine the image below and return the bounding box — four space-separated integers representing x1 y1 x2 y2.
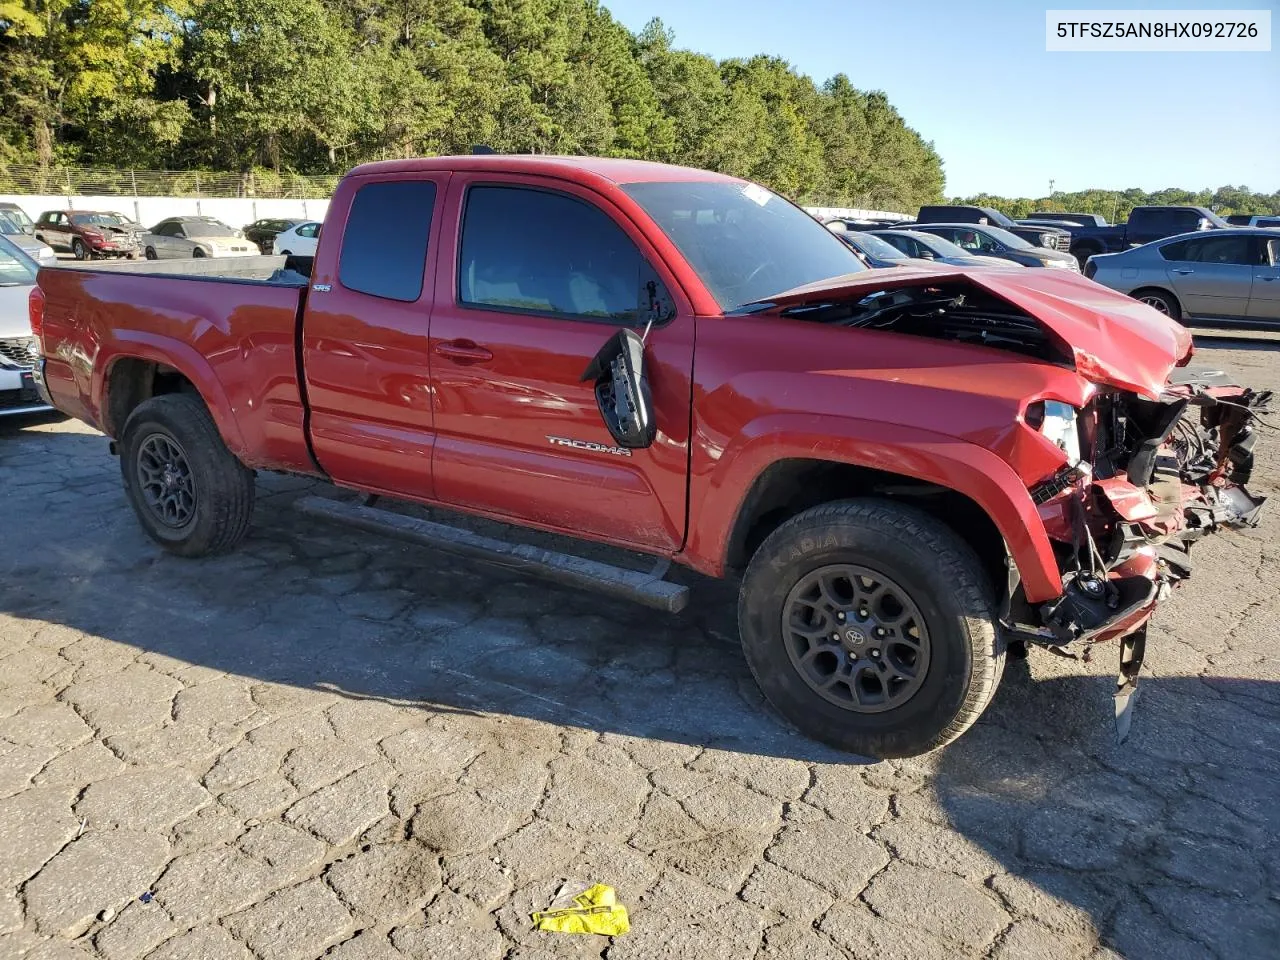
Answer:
1015 370 1270 641
783 282 1072 363
1009 369 1270 732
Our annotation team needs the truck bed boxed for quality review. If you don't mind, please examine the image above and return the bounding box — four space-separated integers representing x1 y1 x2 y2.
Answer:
35 257 316 474
51 254 312 285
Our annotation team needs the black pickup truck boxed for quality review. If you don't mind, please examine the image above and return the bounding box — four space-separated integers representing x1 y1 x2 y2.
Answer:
914 205 1072 253
1042 206 1230 266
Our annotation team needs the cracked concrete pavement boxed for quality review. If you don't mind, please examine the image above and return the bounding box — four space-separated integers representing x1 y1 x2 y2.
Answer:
1 340 1278 959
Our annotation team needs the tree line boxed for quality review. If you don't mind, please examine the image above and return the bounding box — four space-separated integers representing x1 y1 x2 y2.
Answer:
0 0 945 210
954 185 1280 221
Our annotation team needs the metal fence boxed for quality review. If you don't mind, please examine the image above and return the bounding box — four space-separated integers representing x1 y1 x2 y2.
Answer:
0 165 339 199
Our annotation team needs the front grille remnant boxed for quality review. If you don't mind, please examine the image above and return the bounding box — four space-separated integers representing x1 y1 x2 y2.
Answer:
0 337 37 368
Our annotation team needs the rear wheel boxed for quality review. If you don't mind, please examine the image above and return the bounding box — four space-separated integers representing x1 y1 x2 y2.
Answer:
1072 246 1098 269
738 499 1004 758
119 394 255 557
1133 288 1182 321
279 250 292 257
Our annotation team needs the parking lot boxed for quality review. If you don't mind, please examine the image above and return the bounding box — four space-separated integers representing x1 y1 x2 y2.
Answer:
1 338 1277 960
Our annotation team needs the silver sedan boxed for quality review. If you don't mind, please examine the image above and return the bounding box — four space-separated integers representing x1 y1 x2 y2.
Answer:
1085 229 1280 324
142 217 258 260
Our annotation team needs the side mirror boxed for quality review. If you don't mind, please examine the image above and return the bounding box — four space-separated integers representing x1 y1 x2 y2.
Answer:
918 249 936 260
581 328 656 449
1197 218 1213 231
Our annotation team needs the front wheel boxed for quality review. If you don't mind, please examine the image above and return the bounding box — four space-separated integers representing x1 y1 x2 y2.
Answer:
738 499 1004 758
119 394 255 557
72 239 88 260
144 246 158 260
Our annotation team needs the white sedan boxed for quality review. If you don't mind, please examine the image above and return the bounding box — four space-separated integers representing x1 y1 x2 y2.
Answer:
272 222 321 256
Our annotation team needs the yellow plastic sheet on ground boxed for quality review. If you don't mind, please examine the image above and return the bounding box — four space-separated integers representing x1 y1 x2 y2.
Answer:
531 883 630 936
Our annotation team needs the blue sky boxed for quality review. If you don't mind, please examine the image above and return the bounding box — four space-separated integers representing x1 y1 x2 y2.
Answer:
603 0 1280 198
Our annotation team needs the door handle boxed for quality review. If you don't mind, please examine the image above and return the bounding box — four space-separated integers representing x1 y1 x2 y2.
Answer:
1171 268 1195 275
433 339 494 364
1258 275 1279 282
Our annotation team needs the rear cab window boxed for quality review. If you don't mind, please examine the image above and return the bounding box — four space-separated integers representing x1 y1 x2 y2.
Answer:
1128 208 1164 230
339 180 437 301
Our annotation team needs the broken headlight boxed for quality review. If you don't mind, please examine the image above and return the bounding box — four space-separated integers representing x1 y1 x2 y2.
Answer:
1028 400 1087 471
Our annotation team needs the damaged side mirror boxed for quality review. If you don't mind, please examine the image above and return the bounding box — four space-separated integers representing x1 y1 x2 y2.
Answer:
581 328 656 449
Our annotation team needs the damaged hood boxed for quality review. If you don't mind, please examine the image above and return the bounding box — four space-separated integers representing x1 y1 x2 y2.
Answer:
755 266 1191 399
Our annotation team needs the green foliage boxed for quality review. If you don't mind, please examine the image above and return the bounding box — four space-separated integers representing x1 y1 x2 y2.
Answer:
955 186 1280 221
0 3 944 207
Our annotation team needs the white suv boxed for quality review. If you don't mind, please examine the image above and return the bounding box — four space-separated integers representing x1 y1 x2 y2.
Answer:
0 235 50 418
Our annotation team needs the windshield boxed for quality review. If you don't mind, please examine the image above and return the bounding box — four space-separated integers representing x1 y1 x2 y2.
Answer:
71 213 134 227
979 208 1017 228
621 181 865 309
0 211 27 236
978 226 1033 250
0 235 38 285
1 207 34 232
891 232 971 259
847 232 910 260
184 221 237 237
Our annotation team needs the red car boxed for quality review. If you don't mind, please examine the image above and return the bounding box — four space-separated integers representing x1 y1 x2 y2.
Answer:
34 209 142 260
28 156 1268 757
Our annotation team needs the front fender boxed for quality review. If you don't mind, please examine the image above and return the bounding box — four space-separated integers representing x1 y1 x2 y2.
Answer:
682 412 1063 603
94 333 248 458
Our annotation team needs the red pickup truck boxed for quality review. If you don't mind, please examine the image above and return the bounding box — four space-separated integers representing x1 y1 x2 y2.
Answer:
29 156 1268 758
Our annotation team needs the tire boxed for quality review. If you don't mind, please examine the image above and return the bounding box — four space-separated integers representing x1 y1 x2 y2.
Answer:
1072 246 1098 269
72 239 87 261
279 250 292 257
119 394 255 557
738 499 1004 759
145 246 158 260
192 248 206 258
1132 288 1182 322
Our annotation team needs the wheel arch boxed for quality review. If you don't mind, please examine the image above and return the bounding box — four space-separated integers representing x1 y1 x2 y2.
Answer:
684 417 1064 603
723 458 1009 595
98 345 247 458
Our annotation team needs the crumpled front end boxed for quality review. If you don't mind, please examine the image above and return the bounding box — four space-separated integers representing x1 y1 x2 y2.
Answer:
1002 368 1269 714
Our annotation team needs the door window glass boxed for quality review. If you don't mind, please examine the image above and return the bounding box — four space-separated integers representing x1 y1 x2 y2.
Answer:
1181 235 1258 265
459 186 649 323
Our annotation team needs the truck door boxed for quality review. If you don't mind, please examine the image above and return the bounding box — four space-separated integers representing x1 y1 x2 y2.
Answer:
426 175 695 553
301 173 450 495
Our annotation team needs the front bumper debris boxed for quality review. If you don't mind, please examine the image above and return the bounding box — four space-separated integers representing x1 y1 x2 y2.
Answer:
1001 370 1270 737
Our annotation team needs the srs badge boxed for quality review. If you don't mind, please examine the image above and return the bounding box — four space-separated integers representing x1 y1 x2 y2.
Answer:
546 435 633 457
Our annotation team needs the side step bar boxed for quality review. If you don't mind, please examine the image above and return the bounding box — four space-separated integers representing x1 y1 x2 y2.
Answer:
294 495 690 614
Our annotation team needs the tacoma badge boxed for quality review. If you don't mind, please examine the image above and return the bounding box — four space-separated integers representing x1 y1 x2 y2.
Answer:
546 435 632 457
